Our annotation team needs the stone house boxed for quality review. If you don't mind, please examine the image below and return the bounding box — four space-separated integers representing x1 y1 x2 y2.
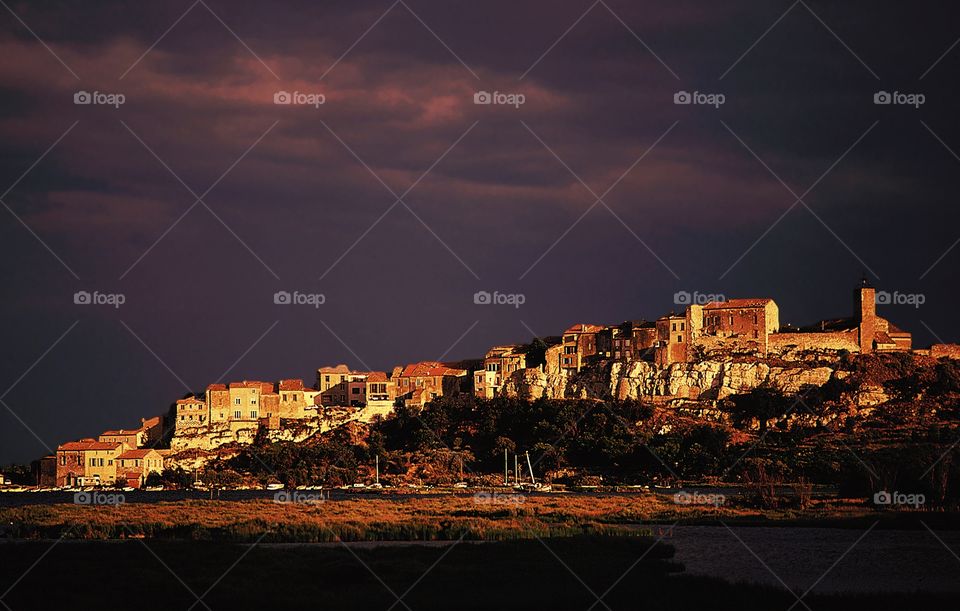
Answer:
174 396 206 431
206 383 231 423
475 345 527 398
228 381 272 422
115 449 163 488
394 361 468 407
317 366 370 407
560 324 604 372
55 439 125 486
278 378 308 418
98 428 145 449
597 321 657 362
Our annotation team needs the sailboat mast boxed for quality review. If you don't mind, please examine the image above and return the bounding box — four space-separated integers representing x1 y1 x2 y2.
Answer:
526 451 536 486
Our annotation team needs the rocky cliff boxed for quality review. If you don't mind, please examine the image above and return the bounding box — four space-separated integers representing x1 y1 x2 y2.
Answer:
503 356 878 406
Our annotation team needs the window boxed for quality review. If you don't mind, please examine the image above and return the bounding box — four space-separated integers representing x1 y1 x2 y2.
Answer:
325 375 330 383
250 398 256 405
235 398 241 405
234 410 242 419
680 323 685 331
753 330 759 338
60 455 66 465
671 323 676 331
729 315 734 325
249 410 257 418
351 387 360 395
753 314 758 324
677 335 683 343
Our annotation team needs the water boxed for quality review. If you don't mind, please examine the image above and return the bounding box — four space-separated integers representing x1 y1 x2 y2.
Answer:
669 525 960 593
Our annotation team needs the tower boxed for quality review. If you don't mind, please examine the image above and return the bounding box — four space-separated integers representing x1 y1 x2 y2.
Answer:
854 277 876 353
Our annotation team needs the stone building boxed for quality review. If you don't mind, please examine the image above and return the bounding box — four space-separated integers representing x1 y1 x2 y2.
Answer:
654 280 913 366
475 345 527 399
597 321 657 362
205 383 231 423
174 396 206 431
55 439 125 486
115 449 163 488
99 428 145 448
278 379 308 418
560 324 604 372
394 361 468 407
228 381 273 422
317 366 371 407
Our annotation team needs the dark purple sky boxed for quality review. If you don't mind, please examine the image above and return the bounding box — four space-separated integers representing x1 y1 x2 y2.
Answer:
2 0 959 463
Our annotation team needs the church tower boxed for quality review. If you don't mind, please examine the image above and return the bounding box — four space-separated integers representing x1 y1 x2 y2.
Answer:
854 277 876 353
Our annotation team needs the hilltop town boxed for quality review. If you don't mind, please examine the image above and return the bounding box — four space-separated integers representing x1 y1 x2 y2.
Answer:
38 280 960 488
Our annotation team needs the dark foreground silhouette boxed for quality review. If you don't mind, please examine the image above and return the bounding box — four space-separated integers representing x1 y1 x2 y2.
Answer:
0 535 954 610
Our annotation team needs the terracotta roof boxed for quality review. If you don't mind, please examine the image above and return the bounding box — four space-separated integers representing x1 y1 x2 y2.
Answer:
278 379 305 391
228 381 273 392
206 383 227 391
398 361 467 378
59 440 122 452
141 416 162 428
703 298 773 309
317 364 352 374
874 331 896 346
176 397 203 404
100 429 137 436
118 449 158 459
563 324 604 335
366 371 388 382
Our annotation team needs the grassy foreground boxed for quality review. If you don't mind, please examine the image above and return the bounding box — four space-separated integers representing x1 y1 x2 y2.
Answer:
1 492 948 542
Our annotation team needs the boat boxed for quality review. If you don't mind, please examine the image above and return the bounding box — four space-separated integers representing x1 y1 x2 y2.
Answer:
265 483 284 491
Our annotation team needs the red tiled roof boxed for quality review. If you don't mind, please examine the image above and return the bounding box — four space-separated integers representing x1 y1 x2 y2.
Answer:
398 361 467 378
100 429 137 436
703 298 773 309
141 416 162 428
176 397 203 404
278 379 304 391
228 381 273 392
563 324 604 335
366 371 388 382
118 449 158 459
59 441 122 452
317 364 352 374
206 383 227 391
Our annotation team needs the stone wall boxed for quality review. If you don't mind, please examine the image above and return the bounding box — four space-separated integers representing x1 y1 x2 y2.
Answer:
930 343 960 359
768 330 859 358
